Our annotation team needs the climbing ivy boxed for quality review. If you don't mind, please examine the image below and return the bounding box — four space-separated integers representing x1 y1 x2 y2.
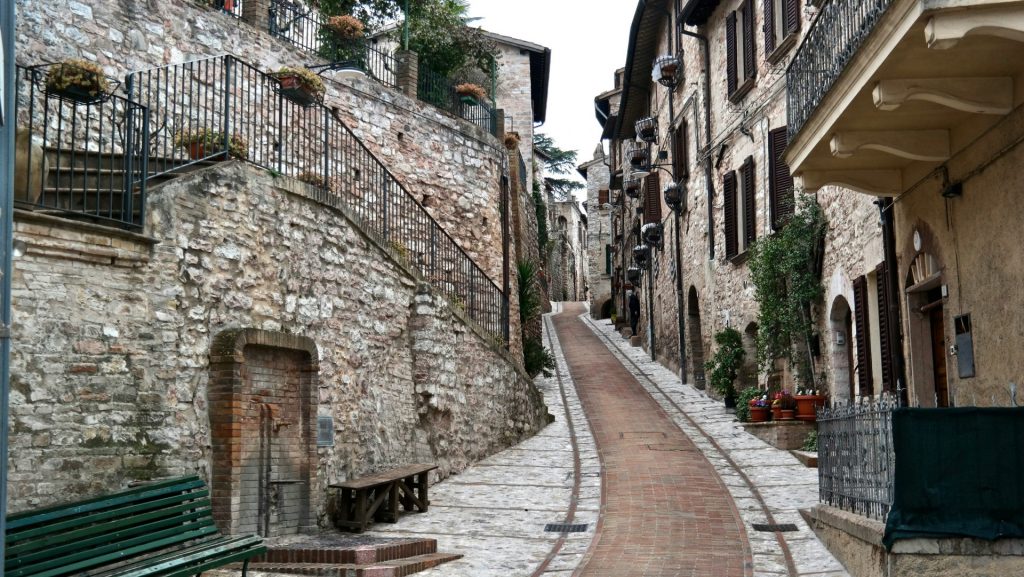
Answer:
748 195 827 388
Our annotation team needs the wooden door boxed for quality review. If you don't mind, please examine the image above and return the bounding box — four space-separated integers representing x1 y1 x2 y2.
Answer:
929 307 949 407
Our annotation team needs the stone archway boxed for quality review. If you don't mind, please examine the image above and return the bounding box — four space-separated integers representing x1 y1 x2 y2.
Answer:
209 329 319 536
687 287 706 389
904 251 948 407
829 296 854 404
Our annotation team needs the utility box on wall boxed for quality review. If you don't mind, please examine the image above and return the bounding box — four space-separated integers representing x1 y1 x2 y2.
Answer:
954 314 975 379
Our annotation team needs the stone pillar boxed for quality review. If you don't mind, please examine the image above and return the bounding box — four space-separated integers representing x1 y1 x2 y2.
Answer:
494 108 506 140
242 0 270 31
396 50 419 99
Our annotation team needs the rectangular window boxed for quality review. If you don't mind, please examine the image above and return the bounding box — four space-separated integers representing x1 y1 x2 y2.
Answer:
598 188 609 206
672 122 689 181
765 0 800 61
768 127 795 229
644 173 662 224
726 0 756 101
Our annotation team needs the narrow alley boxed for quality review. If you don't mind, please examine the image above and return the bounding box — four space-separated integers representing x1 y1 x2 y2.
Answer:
360 303 848 577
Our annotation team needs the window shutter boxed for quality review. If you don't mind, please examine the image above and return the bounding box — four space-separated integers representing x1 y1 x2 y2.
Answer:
723 171 738 258
605 245 612 274
853 275 873 396
599 188 609 205
768 127 795 229
644 173 662 224
672 122 689 180
764 0 776 55
742 156 756 247
726 12 738 95
876 262 894 392
785 0 800 35
743 0 756 81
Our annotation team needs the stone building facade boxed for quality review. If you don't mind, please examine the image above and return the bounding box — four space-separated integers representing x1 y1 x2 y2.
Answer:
546 196 588 302
8 0 552 528
601 0 886 394
579 146 613 317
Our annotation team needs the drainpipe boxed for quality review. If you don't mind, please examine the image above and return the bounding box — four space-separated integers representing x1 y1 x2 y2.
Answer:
680 28 715 260
1 0 15 563
878 197 908 406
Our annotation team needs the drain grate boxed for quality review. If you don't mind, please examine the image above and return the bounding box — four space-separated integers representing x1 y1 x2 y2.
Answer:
544 523 589 533
753 523 799 532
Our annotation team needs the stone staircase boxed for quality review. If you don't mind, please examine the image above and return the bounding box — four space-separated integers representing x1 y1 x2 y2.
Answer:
240 536 462 577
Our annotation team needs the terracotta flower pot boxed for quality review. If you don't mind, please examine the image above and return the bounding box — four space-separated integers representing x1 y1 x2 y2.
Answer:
771 406 782 420
794 394 827 422
780 409 796 421
749 407 770 423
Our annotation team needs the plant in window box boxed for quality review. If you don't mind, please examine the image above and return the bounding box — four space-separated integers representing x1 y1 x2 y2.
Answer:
624 178 641 199
635 116 658 143
455 83 486 106
44 59 110 104
173 128 249 161
273 67 325 107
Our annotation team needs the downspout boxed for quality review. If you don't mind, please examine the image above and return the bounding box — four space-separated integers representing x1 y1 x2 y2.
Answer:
1 0 15 562
681 28 715 260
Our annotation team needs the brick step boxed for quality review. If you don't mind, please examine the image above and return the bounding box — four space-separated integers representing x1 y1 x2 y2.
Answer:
245 553 462 577
258 538 438 565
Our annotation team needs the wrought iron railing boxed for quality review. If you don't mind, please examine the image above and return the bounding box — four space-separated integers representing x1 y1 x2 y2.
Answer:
126 55 508 341
267 0 397 88
417 64 497 135
786 0 894 141
517 148 528 189
214 0 242 19
13 64 149 229
817 395 898 521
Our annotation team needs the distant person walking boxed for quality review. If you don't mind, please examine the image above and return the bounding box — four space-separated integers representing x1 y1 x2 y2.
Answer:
628 292 640 336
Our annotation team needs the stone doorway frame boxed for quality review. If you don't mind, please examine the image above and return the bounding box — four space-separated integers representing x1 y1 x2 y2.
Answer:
208 329 320 535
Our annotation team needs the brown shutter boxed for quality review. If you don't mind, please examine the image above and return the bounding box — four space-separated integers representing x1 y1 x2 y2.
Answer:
768 127 795 229
743 0 756 81
785 0 800 35
644 173 662 224
726 12 738 95
599 188 609 205
741 156 756 247
764 0 776 55
853 275 873 396
723 171 738 258
672 122 689 180
876 262 894 392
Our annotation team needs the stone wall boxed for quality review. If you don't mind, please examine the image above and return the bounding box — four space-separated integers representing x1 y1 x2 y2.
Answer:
582 150 613 318
7 163 549 520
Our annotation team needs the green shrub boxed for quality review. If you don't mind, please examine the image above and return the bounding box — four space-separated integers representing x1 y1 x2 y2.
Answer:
801 430 818 452
735 386 762 422
704 327 745 402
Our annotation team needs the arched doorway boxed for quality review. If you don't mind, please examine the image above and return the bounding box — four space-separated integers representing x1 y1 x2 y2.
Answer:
904 252 948 407
687 286 706 389
829 296 854 404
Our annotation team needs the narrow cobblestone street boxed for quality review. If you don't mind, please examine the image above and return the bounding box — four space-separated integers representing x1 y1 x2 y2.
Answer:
359 303 849 577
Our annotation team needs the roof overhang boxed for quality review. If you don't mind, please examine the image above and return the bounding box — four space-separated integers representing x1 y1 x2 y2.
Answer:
615 0 671 140
679 0 724 26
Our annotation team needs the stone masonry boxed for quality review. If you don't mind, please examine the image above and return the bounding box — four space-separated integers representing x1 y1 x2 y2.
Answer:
8 163 549 529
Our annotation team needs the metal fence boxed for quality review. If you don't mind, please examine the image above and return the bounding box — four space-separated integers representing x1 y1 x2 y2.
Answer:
786 0 894 141
13 64 149 229
817 395 898 521
417 64 498 135
267 0 397 88
126 55 508 341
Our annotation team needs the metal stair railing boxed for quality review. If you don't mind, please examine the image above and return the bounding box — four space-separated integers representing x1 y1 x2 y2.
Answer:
126 55 509 342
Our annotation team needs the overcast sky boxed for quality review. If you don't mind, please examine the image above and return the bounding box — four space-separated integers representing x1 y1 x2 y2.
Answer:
467 1 637 195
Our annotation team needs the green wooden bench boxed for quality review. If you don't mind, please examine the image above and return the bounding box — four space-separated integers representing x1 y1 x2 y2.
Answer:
5 475 265 577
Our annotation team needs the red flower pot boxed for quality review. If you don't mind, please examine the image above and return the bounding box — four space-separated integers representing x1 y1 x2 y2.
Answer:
794 394 827 422
749 407 770 423
780 409 796 421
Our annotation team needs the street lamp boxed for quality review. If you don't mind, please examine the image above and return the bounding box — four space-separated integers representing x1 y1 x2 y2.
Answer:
663 181 686 213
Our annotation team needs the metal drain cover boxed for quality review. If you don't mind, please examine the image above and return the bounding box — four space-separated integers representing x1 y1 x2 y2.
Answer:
753 523 799 532
545 523 589 533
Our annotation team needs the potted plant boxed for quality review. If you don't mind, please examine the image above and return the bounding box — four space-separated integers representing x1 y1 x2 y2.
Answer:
273 67 325 107
44 59 109 104
705 327 744 408
325 15 364 40
794 388 827 422
748 394 771 423
773 390 797 420
455 83 486 106
173 128 248 161
503 131 520 149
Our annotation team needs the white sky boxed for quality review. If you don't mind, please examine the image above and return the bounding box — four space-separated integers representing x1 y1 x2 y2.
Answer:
467 1 637 195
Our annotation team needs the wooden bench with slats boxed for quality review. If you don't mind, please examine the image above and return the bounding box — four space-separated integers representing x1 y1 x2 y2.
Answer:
5 476 265 577
330 463 437 533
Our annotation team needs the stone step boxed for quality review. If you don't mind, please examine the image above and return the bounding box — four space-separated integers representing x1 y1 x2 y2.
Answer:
258 538 438 564
245 552 462 577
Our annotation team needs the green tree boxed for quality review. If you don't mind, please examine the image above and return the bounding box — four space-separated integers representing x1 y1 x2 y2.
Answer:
533 133 584 200
404 0 498 80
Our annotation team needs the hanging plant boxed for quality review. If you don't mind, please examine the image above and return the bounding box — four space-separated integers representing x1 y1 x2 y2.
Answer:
273 67 326 107
173 128 249 161
455 82 486 105
45 59 110 104
748 195 827 388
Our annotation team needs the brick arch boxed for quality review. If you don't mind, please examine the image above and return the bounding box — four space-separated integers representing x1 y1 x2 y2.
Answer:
209 329 320 536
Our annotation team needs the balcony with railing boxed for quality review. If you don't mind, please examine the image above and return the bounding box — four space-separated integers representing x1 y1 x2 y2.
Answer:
784 1 1024 198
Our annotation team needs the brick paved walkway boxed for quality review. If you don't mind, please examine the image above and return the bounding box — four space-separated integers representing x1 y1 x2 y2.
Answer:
552 303 751 577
